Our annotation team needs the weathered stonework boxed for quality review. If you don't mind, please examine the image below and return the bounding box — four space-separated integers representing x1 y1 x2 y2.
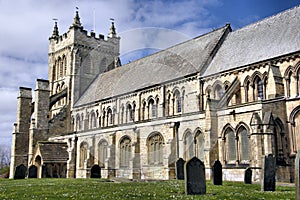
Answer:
9 6 300 183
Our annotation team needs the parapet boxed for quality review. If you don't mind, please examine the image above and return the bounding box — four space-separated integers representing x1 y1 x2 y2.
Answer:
18 87 32 99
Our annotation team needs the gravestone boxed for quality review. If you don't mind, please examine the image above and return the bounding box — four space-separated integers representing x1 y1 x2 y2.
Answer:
91 165 101 178
176 158 185 180
295 151 300 199
261 154 276 191
212 160 222 185
28 165 38 178
184 157 206 195
244 167 252 184
14 164 27 179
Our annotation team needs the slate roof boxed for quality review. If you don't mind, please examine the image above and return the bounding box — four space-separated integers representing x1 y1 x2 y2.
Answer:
204 5 300 76
74 25 230 106
37 142 68 163
75 5 300 106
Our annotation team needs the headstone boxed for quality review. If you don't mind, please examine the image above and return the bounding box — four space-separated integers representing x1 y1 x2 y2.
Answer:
295 151 300 199
184 157 206 195
28 165 38 178
176 158 185 180
261 154 276 191
91 165 101 178
212 160 222 185
244 167 252 184
14 164 27 179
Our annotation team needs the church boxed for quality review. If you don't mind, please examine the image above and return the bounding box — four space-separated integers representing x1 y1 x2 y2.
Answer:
9 6 300 182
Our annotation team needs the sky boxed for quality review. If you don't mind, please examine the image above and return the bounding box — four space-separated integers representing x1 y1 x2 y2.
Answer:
1 0 300 148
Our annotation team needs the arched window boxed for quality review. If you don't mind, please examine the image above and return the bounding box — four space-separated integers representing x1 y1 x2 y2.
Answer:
274 119 286 164
120 105 124 124
245 80 250 102
76 115 81 131
148 133 164 165
98 140 108 167
195 131 204 160
254 76 264 100
120 137 131 168
237 126 250 161
224 128 236 162
63 55 67 76
184 131 194 160
142 101 146 120
107 108 113 125
148 98 156 118
126 104 133 122
174 90 182 113
286 71 293 97
79 142 88 168
214 84 223 100
90 112 97 129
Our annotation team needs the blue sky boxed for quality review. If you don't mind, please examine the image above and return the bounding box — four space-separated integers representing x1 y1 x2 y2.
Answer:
0 0 300 148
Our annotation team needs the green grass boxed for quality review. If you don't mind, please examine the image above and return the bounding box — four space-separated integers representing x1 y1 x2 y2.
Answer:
0 178 295 199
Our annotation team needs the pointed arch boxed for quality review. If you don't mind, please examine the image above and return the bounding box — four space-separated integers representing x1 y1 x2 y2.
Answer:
236 125 250 161
147 132 164 165
194 129 205 160
119 136 132 167
222 125 236 163
79 142 88 168
274 117 287 164
183 129 194 160
98 139 108 167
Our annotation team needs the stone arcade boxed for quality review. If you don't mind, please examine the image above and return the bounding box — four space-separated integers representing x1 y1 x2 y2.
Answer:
9 6 300 182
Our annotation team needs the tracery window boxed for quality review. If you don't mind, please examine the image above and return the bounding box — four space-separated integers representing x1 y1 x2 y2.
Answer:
148 133 164 165
98 140 108 167
120 137 131 167
79 142 88 168
237 126 250 161
224 128 236 162
184 131 194 160
195 131 204 160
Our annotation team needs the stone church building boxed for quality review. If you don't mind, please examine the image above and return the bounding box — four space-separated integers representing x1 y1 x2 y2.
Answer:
9 6 300 182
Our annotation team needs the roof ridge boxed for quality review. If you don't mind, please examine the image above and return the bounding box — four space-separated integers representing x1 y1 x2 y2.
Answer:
232 5 300 33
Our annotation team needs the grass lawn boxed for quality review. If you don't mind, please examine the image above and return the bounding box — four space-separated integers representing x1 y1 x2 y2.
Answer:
0 178 295 199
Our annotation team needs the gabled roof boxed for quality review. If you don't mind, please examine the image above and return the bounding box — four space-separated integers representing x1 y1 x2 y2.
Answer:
37 142 68 163
74 25 230 107
204 5 300 76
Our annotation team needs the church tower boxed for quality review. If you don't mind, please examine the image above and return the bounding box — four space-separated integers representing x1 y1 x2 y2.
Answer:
48 10 120 134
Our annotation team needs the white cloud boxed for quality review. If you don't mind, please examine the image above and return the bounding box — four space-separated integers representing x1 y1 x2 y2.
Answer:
1 0 291 147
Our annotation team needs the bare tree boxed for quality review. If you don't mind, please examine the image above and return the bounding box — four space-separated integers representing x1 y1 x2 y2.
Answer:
0 145 10 169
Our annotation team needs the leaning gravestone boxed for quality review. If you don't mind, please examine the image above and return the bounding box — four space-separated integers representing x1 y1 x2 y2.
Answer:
295 151 300 199
212 160 222 185
261 154 276 191
184 156 206 195
176 158 185 180
244 167 252 184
